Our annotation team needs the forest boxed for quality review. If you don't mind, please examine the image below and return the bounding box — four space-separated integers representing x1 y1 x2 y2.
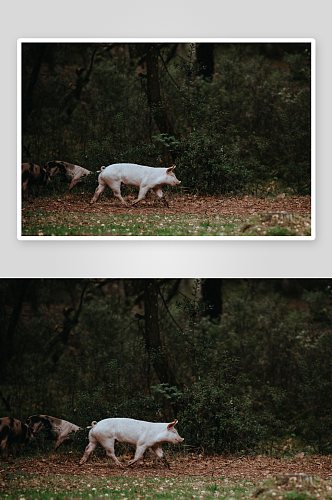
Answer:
21 41 312 197
1 278 332 456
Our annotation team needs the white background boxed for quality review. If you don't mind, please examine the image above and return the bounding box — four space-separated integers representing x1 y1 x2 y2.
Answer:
1 0 330 278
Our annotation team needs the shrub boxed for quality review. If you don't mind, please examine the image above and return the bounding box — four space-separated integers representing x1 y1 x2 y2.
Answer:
177 374 265 454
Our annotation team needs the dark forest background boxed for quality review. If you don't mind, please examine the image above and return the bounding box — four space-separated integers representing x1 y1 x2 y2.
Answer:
1 278 332 455
21 42 312 197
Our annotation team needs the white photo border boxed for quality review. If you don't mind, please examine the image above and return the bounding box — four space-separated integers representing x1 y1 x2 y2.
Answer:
17 38 316 241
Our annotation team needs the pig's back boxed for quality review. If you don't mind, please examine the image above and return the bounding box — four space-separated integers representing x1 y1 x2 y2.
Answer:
101 163 162 186
91 417 162 444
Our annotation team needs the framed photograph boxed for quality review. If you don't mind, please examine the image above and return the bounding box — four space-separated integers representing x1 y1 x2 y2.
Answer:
18 39 315 240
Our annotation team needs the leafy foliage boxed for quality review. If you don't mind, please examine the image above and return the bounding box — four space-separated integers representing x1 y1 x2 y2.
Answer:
178 372 264 454
3 279 332 456
22 42 312 195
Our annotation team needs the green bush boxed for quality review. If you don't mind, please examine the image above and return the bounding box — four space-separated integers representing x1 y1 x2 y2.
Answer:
155 130 252 195
177 375 264 454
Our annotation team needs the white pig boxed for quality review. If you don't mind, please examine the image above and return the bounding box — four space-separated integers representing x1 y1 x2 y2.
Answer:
90 163 181 207
79 418 184 468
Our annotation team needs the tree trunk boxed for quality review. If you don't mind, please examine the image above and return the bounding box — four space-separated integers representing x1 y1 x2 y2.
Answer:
146 44 177 160
201 278 223 321
5 279 31 364
196 43 215 80
23 44 47 120
143 279 178 387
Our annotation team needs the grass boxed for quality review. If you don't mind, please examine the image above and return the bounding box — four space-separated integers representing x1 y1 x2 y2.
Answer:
2 451 332 500
21 212 235 237
20 212 311 237
3 472 332 500
0 472 256 500
20 189 312 237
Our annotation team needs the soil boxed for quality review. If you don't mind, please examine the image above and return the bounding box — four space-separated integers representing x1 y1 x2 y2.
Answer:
3 453 332 481
22 194 311 219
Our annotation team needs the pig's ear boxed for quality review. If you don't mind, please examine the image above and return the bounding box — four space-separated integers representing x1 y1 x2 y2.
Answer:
166 165 176 173
167 420 178 429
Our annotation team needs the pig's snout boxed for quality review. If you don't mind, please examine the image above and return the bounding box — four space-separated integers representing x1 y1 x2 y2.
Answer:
172 178 181 186
175 434 184 443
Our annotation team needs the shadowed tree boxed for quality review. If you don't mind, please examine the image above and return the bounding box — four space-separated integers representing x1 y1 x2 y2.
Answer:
0 279 31 379
196 43 215 80
143 279 178 388
201 278 223 321
145 44 177 160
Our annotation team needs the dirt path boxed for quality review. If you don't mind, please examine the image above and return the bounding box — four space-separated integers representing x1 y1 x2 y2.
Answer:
3 454 331 481
22 194 311 219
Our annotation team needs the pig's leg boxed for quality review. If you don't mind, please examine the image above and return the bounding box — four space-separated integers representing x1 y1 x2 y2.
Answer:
18 442 25 457
54 434 72 450
151 444 170 469
79 441 99 465
90 181 107 204
54 431 68 450
22 180 29 200
109 181 129 206
127 444 148 466
54 439 63 450
40 434 46 451
1 439 9 460
103 440 124 468
152 187 169 207
132 185 150 205
68 176 80 191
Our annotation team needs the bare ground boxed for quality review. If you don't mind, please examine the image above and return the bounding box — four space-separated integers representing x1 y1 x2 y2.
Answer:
3 453 332 481
22 194 311 219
